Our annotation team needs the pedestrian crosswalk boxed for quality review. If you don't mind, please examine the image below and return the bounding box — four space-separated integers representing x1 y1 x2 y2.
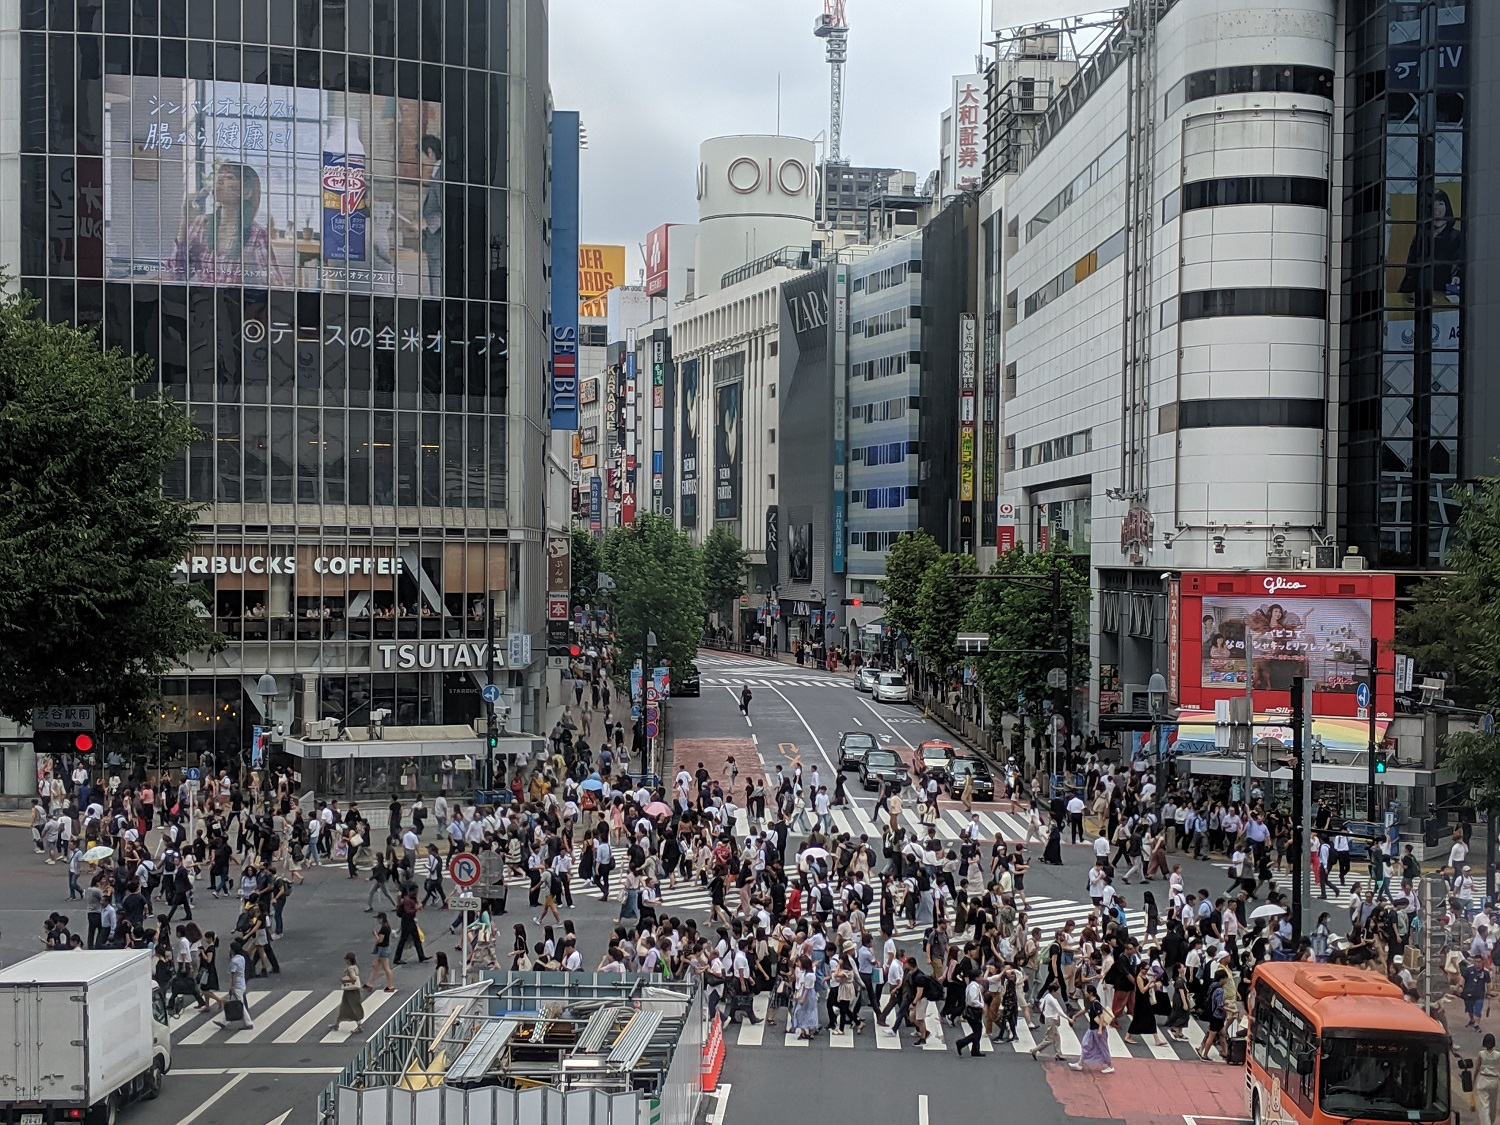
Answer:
701 675 854 689
719 992 1210 1061
172 983 409 1047
650 878 1147 948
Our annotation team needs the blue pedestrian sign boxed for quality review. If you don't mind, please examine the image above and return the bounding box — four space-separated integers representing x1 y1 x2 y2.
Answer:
481 684 502 704
184 767 201 781
1356 683 1371 708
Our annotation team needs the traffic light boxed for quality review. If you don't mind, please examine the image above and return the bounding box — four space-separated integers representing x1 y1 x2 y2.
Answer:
569 645 581 658
485 714 499 751
1374 752 1388 774
73 733 94 753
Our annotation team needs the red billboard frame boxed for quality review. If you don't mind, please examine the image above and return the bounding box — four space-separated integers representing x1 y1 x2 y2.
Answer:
1175 571 1396 718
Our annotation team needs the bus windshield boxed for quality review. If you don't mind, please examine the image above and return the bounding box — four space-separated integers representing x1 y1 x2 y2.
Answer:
1320 1037 1450 1121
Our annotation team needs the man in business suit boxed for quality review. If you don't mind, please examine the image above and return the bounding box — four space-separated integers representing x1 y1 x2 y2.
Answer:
419 135 443 294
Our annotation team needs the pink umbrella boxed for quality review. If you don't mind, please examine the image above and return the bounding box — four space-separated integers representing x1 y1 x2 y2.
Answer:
644 801 674 818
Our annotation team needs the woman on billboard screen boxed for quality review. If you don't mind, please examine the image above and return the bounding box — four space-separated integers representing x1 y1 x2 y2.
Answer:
167 161 288 288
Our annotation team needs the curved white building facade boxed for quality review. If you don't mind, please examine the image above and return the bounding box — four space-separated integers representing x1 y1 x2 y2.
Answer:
696 135 818 296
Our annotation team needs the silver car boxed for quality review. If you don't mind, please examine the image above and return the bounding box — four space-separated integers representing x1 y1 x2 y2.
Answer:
873 671 911 704
856 666 879 693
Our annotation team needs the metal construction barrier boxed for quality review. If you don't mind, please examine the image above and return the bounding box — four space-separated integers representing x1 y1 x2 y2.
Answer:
318 972 704 1125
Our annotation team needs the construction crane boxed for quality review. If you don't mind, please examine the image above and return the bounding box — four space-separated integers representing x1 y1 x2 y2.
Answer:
813 0 848 165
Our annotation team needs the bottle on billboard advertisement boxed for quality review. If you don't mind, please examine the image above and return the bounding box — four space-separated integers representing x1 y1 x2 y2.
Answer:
321 116 368 266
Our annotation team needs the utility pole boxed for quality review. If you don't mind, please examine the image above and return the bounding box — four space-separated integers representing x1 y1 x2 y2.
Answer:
485 596 497 789
1367 637 1378 811
1290 684 1302 948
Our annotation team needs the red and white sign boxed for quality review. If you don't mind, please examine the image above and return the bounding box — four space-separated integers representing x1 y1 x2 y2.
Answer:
1177 570 1395 718
644 223 672 296
448 852 480 888
548 597 570 620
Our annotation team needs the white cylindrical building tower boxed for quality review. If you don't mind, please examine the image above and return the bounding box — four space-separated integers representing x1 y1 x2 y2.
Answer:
696 135 818 295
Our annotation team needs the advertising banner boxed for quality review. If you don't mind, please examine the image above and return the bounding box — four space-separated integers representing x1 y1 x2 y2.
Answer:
644 223 671 296
712 355 744 521
1178 571 1395 717
679 358 700 527
790 523 813 583
103 77 441 294
589 476 602 535
578 245 625 318
765 505 779 587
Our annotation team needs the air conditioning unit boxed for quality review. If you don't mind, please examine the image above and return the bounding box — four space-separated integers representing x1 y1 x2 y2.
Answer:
1341 546 1367 571
1265 552 1292 570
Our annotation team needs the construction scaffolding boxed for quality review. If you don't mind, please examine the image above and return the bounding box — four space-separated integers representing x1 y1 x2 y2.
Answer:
318 973 704 1125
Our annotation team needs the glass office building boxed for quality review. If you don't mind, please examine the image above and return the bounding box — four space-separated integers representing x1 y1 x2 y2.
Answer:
0 0 553 771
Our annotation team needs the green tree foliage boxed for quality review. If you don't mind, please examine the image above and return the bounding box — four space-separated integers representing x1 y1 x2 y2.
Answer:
599 513 705 689
913 553 979 671
702 526 749 620
961 546 1091 714
881 529 941 645
1399 475 1500 809
0 288 222 739
570 526 604 610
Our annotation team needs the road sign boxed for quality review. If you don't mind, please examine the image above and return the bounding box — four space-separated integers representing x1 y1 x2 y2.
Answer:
1484 713 1495 736
184 767 201 781
481 684 502 704
31 705 96 731
186 779 200 793
646 685 659 703
448 852 481 888
631 704 641 719
646 720 659 738
1356 682 1371 708
1046 668 1067 689
452 895 480 912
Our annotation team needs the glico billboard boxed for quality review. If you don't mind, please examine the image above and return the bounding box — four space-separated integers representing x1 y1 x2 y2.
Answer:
1173 571 1396 719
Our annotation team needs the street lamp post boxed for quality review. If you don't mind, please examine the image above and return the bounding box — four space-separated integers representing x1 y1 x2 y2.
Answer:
1148 672 1168 800
256 673 277 806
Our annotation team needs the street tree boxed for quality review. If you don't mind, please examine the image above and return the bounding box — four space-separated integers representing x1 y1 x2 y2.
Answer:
913 552 979 678
1398 474 1500 808
570 525 604 611
702 526 749 621
0 288 222 741
881 529 941 648
599 512 705 691
961 545 1091 749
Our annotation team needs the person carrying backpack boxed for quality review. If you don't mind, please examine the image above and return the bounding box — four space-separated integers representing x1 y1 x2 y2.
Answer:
739 686 753 716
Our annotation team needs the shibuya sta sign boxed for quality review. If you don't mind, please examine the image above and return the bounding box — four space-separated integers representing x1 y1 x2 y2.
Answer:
378 642 494 671
175 553 406 576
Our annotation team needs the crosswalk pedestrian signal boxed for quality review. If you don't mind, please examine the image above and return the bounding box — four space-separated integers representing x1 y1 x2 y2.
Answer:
1374 752 1388 774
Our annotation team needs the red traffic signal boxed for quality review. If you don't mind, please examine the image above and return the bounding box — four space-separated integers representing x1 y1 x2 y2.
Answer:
73 733 94 753
569 645 581 657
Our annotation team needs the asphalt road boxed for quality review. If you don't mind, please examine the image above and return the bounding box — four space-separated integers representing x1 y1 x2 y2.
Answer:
0 647 1245 1125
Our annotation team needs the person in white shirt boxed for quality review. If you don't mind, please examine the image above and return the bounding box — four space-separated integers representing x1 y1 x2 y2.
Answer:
401 827 420 879
1030 981 1067 1060
1067 796 1087 843
433 793 449 837
814 787 832 834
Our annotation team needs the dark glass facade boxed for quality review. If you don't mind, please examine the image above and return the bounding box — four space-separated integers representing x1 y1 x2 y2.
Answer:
1342 0 1469 567
5 0 547 770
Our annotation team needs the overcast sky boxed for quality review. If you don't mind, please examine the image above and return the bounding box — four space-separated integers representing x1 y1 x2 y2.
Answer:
550 0 988 281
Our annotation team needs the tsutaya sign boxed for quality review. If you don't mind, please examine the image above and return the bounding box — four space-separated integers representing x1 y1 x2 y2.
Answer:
378 642 495 671
174 552 405 576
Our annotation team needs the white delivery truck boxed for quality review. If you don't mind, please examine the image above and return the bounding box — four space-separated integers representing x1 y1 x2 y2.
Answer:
0 950 172 1125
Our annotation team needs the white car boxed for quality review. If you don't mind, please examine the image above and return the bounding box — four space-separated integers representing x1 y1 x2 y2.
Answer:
856 666 879 693
873 671 912 704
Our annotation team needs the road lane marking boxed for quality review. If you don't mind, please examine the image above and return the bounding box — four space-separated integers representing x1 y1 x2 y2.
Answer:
724 685 753 726
918 1093 929 1125
175 1071 247 1125
227 989 312 1043
768 685 835 774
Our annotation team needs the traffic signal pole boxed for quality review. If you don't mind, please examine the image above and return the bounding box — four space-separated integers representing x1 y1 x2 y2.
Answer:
485 596 497 789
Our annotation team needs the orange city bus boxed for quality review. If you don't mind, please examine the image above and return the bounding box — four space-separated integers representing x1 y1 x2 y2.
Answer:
1247 962 1451 1125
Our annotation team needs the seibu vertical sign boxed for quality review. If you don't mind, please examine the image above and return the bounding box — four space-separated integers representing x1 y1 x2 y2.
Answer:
549 111 581 430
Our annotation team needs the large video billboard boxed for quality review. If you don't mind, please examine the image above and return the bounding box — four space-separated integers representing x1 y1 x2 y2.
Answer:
679 357 700 528
103 77 441 294
1177 571 1395 718
712 356 743 522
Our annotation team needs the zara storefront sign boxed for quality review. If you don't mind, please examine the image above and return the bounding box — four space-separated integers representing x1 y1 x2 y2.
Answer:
378 642 496 671
175 552 405 576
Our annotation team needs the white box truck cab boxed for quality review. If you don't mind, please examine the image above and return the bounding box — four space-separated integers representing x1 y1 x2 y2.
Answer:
0 950 172 1125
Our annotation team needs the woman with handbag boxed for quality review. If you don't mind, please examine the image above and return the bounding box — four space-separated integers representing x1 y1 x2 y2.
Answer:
1124 962 1168 1047
213 939 253 1029
330 952 365 1035
1069 983 1115 1073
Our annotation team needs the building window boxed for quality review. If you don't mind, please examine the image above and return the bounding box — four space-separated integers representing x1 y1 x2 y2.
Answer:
1179 288 1327 321
1177 399 1325 429
1164 64 1334 117
768 473 776 488
1181 176 1330 211
768 428 776 443
1025 134 1128 240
